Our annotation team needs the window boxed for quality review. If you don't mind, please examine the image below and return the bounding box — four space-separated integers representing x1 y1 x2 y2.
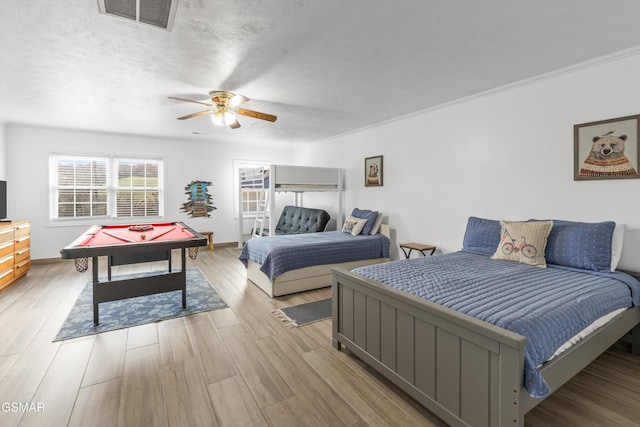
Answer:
56 157 108 218
116 159 160 217
233 159 269 218
51 155 163 220
241 189 261 215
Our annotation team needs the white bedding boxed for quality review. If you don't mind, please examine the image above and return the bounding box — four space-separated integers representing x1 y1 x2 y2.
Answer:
545 307 626 364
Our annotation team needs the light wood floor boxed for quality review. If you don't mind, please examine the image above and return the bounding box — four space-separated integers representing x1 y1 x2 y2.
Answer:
0 246 639 427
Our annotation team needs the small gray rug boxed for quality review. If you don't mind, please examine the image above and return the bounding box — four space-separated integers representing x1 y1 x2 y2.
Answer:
54 267 227 341
274 298 332 327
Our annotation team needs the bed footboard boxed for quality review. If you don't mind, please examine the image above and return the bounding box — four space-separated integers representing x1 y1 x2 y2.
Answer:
332 267 528 427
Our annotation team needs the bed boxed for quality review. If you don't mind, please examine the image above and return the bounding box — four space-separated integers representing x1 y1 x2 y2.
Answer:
238 165 343 245
331 217 640 427
240 219 390 297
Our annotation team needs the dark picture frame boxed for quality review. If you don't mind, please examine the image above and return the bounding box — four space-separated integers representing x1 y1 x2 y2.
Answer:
365 155 383 187
574 114 640 180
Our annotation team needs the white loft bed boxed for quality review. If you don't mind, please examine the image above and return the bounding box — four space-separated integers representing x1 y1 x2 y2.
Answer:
237 164 343 248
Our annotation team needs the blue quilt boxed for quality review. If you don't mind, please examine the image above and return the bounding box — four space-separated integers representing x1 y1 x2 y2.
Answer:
239 231 390 280
351 251 640 399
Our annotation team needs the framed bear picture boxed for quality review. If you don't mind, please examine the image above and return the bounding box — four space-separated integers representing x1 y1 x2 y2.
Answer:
365 155 383 187
574 114 640 180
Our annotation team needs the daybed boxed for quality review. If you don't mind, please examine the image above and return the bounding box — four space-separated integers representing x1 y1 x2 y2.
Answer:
240 209 389 297
331 216 640 427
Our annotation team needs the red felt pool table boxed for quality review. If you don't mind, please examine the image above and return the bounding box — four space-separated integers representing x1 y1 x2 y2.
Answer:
60 222 207 325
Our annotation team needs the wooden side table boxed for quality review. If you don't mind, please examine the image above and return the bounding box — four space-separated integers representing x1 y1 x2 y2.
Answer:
399 242 436 259
200 231 214 251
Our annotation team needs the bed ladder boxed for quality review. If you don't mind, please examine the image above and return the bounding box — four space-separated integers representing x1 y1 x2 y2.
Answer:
252 190 270 238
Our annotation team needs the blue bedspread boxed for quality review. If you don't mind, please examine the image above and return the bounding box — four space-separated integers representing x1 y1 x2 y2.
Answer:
351 251 640 399
239 231 390 280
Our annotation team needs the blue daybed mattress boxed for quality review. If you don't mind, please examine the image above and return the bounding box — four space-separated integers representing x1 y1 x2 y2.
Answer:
239 231 390 280
351 251 640 398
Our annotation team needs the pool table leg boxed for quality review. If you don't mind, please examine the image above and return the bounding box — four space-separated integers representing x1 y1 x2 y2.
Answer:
181 248 187 309
92 256 100 325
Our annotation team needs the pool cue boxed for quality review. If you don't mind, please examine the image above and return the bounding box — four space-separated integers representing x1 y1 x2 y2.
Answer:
102 230 136 243
148 227 176 241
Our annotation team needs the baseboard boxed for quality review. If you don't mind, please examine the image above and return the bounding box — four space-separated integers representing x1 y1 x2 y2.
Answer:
213 241 241 249
32 258 72 265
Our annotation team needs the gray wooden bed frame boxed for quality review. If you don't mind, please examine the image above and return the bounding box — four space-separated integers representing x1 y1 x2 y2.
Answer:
331 267 640 427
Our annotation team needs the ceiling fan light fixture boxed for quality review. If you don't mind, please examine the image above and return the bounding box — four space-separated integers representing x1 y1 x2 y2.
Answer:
211 109 236 126
170 90 276 129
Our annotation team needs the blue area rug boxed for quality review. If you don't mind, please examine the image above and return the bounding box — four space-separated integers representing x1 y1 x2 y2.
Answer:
54 267 227 342
274 298 332 327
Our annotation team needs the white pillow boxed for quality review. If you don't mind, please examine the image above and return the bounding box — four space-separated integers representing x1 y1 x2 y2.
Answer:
341 215 368 236
369 213 384 235
611 223 624 271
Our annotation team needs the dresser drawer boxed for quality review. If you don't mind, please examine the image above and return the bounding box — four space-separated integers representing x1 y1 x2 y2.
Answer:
0 241 14 258
0 227 15 244
0 255 14 272
0 268 14 288
15 236 30 251
15 259 30 278
15 223 30 238
15 247 30 263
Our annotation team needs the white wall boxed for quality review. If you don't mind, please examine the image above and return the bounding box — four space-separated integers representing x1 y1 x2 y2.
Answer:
0 122 6 180
5 125 294 259
295 52 640 270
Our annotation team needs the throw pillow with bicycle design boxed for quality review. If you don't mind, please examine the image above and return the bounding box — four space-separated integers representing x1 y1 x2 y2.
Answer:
490 220 553 267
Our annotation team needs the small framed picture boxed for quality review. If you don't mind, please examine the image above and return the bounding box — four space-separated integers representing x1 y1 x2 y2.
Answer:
574 114 640 180
365 155 383 187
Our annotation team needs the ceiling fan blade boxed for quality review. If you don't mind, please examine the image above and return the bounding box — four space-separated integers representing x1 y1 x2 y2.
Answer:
177 110 212 120
236 108 277 122
228 94 249 107
168 97 213 107
229 119 241 129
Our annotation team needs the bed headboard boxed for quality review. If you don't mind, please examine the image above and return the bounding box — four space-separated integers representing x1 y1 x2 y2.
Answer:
619 227 640 271
379 224 391 240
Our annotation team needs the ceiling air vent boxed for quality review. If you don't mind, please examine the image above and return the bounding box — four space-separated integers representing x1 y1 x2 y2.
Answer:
98 0 178 31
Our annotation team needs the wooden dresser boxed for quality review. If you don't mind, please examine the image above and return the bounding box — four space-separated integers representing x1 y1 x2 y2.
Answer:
0 221 31 291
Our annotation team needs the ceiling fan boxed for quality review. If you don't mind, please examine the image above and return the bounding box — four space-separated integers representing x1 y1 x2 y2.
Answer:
168 91 277 129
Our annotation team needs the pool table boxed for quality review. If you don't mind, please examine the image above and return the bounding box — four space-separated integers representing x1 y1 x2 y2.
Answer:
60 222 207 325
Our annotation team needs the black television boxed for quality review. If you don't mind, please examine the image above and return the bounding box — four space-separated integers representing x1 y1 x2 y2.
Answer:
0 181 6 221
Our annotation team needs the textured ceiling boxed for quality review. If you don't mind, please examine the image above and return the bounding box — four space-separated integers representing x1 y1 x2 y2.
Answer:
3 1 640 145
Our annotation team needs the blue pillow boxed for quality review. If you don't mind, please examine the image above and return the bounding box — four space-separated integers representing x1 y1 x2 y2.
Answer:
530 219 614 272
351 208 378 235
462 216 501 256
